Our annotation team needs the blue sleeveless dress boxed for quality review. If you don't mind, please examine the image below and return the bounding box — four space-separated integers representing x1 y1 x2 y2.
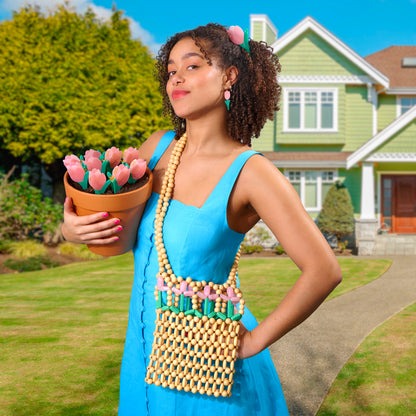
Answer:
119 131 288 415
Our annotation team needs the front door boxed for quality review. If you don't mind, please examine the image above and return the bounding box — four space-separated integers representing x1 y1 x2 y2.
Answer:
381 175 416 233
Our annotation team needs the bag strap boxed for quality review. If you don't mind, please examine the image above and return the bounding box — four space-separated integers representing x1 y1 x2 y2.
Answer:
154 133 242 296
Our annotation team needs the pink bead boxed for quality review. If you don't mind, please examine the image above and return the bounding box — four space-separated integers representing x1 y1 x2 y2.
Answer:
224 90 231 100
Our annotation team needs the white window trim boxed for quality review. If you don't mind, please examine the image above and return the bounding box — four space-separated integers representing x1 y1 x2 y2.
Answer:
285 169 339 213
283 87 338 133
396 96 416 117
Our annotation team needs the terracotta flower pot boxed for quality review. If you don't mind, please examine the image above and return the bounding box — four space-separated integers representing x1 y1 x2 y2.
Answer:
63 168 153 256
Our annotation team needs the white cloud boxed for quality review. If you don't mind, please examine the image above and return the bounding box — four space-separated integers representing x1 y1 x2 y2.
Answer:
0 0 160 54
1 0 88 11
127 17 161 55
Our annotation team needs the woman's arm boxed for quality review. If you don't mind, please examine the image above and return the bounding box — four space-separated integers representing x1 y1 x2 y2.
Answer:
236 156 342 358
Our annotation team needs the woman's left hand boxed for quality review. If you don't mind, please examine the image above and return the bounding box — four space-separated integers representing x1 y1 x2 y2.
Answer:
237 323 260 359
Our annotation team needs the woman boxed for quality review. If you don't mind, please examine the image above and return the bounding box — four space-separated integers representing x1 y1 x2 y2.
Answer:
62 23 342 415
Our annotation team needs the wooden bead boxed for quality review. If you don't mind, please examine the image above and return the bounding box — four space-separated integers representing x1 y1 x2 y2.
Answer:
146 132 244 397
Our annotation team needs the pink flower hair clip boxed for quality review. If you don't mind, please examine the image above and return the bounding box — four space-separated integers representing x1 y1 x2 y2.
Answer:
227 25 251 56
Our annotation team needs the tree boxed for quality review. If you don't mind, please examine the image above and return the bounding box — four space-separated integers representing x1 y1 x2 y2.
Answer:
318 181 355 247
0 4 170 201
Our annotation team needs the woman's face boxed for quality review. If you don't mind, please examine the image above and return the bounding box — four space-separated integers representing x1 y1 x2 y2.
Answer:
166 37 227 120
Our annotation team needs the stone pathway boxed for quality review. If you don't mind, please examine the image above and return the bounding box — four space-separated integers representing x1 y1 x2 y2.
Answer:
268 255 416 416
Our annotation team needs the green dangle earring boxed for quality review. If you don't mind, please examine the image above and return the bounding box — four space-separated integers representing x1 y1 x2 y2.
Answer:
224 87 231 111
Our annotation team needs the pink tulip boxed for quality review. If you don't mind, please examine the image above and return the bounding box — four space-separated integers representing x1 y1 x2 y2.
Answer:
88 168 107 191
84 149 101 162
227 26 244 45
86 157 102 171
184 287 195 297
172 281 188 295
220 287 240 305
67 162 86 182
63 154 81 168
105 146 122 168
123 147 140 165
197 285 213 300
112 164 130 188
156 276 169 292
130 158 147 180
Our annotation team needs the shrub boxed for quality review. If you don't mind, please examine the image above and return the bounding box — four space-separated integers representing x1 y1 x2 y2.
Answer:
318 181 355 247
0 240 12 254
0 172 63 243
274 244 286 255
240 238 263 255
8 240 48 259
4 256 59 273
57 242 103 260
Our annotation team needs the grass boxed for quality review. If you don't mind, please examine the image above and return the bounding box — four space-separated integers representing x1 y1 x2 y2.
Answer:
317 302 416 416
0 253 135 416
0 255 391 415
239 257 392 320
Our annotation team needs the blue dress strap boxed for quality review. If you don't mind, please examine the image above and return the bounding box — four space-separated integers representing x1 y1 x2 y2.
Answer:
148 131 176 171
202 150 260 211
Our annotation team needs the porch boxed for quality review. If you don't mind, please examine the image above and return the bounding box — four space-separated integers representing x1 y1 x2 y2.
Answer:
372 233 416 255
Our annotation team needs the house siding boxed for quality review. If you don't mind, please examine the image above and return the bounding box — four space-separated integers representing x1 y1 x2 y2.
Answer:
343 86 374 151
376 163 416 172
252 21 263 41
255 118 276 151
266 25 276 45
375 120 416 152
377 95 397 132
278 31 367 76
338 167 361 215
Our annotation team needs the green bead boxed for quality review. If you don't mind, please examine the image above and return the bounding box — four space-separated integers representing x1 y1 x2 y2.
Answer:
170 306 180 314
231 313 242 321
156 291 163 308
194 310 203 318
217 312 226 320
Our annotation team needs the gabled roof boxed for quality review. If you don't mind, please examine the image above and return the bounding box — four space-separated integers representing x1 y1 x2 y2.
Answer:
271 16 389 88
346 105 416 169
365 46 416 88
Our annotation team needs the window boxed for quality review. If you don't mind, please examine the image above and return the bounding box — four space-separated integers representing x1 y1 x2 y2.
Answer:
285 170 338 212
400 97 416 115
284 88 338 132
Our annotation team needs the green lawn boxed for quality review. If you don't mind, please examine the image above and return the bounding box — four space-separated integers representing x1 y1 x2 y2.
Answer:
317 302 416 416
240 257 392 320
0 255 391 415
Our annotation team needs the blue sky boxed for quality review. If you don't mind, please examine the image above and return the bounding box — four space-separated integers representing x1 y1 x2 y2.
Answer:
1 0 415 57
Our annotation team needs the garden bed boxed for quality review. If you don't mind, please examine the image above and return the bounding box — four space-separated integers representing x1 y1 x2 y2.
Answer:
0 246 100 274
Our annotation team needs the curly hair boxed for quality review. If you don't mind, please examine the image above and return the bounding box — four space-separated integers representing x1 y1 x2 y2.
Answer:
156 23 281 146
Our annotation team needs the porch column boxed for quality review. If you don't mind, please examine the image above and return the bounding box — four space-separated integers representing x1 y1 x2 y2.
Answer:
360 162 376 219
356 162 378 255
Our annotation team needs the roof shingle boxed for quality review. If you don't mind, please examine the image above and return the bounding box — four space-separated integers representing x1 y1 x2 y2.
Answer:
365 46 416 88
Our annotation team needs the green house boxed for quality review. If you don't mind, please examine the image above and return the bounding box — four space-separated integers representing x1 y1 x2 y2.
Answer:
250 15 416 254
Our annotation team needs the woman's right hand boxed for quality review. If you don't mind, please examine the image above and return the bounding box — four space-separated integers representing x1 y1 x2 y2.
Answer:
61 197 122 245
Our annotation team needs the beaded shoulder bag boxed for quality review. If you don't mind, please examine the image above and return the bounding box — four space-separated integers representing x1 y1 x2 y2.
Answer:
145 133 245 397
